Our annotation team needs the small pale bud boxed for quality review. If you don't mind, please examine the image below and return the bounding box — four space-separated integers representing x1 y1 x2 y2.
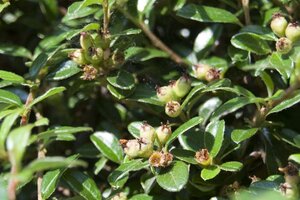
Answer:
195 149 212 167
156 85 176 103
139 122 156 142
156 123 172 145
173 75 191 98
270 13 288 37
69 49 87 65
165 101 181 118
276 37 292 54
285 22 300 42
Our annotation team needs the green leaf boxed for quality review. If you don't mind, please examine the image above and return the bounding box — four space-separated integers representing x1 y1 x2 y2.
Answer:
0 70 25 84
205 120 225 157
0 110 21 157
94 157 107 175
171 148 198 164
128 121 143 138
280 129 300 149
240 25 277 41
6 125 34 169
130 194 153 200
231 33 271 55
29 87 66 108
63 169 102 200
210 97 263 120
41 169 61 199
166 116 203 148
41 155 82 199
193 25 223 59
107 84 133 100
268 91 300 115
0 44 32 59
0 2 10 13
107 70 136 90
62 0 100 22
198 98 222 126
111 28 142 37
177 4 241 25
108 159 149 188
259 71 274 97
219 161 243 172
137 0 156 17
0 89 22 106
288 154 300 164
19 156 87 183
47 60 81 81
156 161 189 192
200 166 221 180
127 84 164 106
181 83 206 108
231 128 259 143
125 47 168 62
90 131 123 163
269 52 293 80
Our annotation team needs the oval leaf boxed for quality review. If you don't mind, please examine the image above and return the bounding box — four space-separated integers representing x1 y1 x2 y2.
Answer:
107 70 136 90
156 161 189 192
90 131 123 163
201 166 221 180
219 161 243 172
231 128 259 143
205 120 225 157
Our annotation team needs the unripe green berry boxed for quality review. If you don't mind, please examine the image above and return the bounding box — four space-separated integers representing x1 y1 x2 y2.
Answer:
276 37 292 54
80 32 94 50
165 101 181 118
69 49 87 65
84 47 103 65
94 34 111 49
206 68 221 82
195 149 212 167
270 13 288 37
285 22 300 42
156 85 176 103
156 123 172 145
173 75 191 98
139 122 156 142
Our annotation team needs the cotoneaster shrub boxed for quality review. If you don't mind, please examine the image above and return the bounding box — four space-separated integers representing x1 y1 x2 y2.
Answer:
1 0 300 200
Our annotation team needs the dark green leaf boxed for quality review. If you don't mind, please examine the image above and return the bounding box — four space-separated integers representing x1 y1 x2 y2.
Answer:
127 84 164 106
0 44 32 59
62 1 100 22
29 87 66 108
231 33 271 55
177 4 241 25
166 116 203 148
125 47 168 62
205 120 225 157
47 60 81 81
107 70 136 90
198 98 222 126
268 91 300 115
90 131 123 163
63 169 102 200
171 148 197 164
156 161 189 192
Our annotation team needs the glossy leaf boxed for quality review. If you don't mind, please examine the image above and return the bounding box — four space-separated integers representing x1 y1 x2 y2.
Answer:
0 70 25 84
177 4 241 25
47 60 81 80
166 116 203 148
29 87 66 108
171 148 197 164
63 169 102 200
200 166 221 180
269 52 293 80
0 44 32 59
219 161 243 172
198 98 222 126
108 159 149 188
90 131 123 163
128 121 143 138
205 120 225 157
231 128 259 143
107 70 136 90
231 33 271 55
0 89 22 106
268 91 300 115
125 47 168 62
288 154 300 164
156 161 189 192
127 84 164 106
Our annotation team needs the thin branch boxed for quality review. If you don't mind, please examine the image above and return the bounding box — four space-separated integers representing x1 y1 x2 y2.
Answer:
117 7 192 67
102 0 110 35
241 0 251 25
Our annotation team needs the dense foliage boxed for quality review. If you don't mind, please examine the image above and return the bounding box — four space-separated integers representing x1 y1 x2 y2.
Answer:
1 0 300 199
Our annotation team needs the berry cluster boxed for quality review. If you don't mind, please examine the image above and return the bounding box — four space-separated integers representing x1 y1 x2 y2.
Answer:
271 13 300 54
156 75 192 118
120 122 173 168
69 32 125 80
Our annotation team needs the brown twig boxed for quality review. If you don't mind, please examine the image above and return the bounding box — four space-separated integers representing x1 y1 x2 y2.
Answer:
117 7 192 67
